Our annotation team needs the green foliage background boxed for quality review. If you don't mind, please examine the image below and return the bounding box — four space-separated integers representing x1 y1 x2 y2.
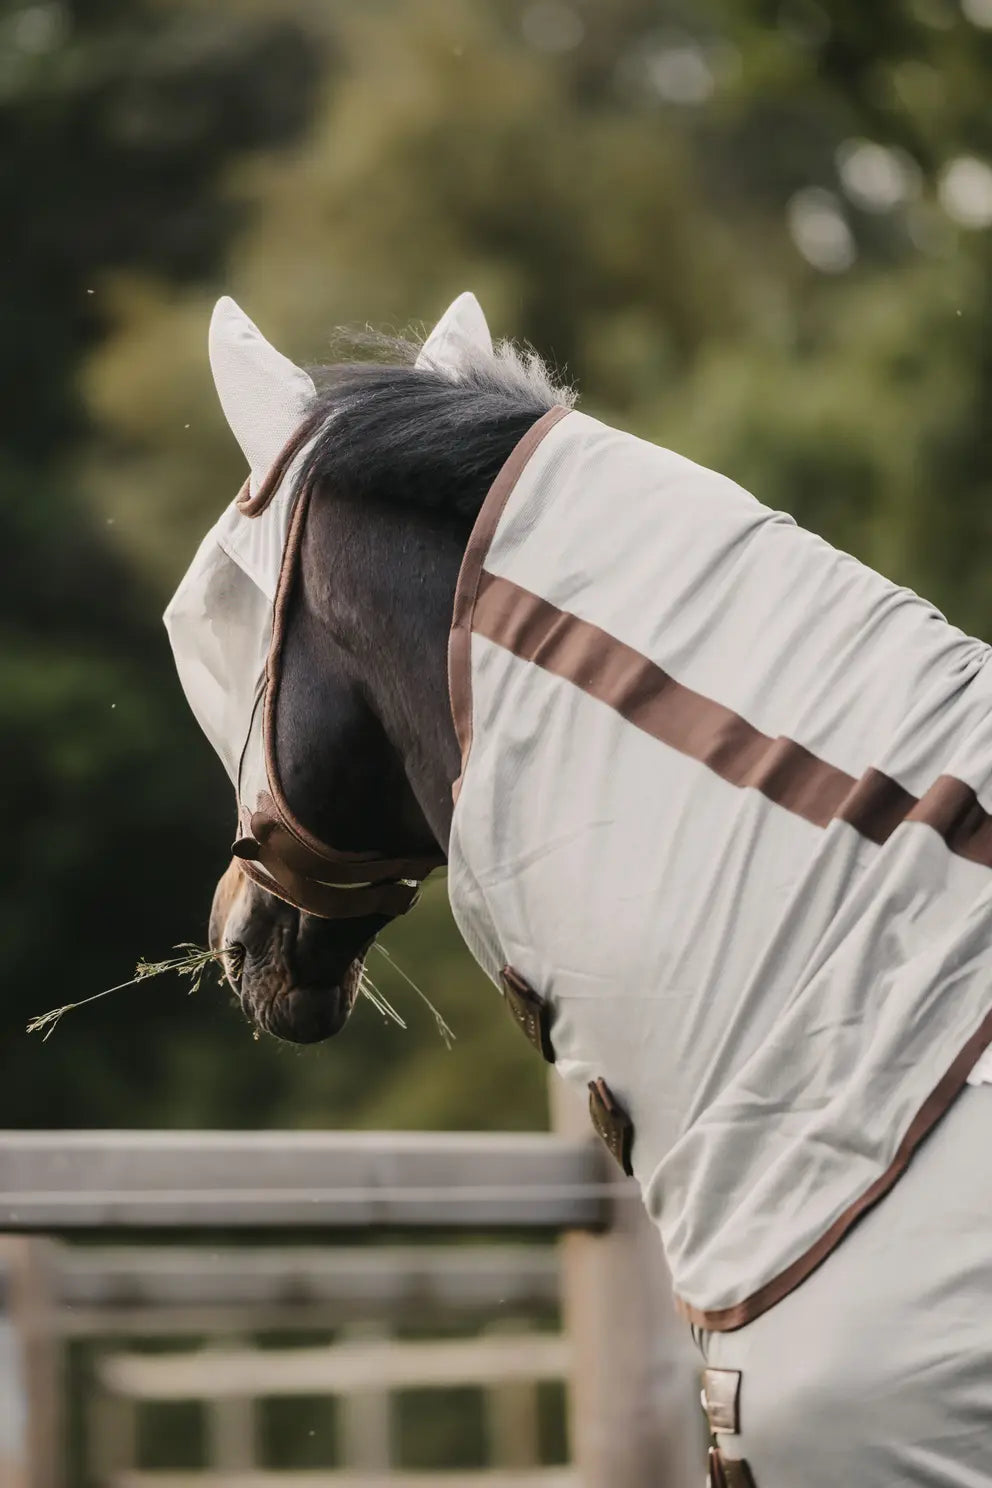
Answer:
4 0 992 1145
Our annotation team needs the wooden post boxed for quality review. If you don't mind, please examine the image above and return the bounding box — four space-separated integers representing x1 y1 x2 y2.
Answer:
86 1378 137 1485
0 1238 61 1488
484 1322 541 1468
203 1339 255 1470
0 1246 27 1488
551 1082 703 1488
337 1322 392 1471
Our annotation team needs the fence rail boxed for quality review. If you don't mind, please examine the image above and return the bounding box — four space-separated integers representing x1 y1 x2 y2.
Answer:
110 1472 580 1488
99 1333 571 1400
54 1243 559 1335
0 1131 615 1231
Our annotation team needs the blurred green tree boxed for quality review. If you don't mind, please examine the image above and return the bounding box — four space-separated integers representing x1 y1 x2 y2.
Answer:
0 0 324 1123
6 0 992 1134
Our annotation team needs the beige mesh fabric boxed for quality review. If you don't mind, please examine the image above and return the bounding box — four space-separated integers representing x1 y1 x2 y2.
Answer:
163 295 318 795
163 505 273 786
447 409 992 1321
164 290 492 804
208 295 316 505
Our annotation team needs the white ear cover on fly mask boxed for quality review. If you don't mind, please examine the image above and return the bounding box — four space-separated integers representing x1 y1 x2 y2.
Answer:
164 299 316 783
416 291 492 373
167 291 490 790
209 295 316 500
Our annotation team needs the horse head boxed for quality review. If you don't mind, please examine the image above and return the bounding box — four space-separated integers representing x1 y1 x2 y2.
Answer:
167 292 570 1043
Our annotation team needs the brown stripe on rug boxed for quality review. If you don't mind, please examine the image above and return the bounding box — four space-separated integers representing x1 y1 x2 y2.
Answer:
471 570 992 866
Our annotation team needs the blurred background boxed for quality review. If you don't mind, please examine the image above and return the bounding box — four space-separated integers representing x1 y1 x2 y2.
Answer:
2 0 992 1480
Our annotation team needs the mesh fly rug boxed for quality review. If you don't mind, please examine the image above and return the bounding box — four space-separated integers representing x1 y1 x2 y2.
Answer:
445 402 992 1330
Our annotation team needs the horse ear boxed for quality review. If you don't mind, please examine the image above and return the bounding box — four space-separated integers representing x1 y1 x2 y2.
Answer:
209 296 316 494
416 291 493 372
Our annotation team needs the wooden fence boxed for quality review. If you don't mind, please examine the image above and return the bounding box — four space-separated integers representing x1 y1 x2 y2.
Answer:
0 1105 704 1488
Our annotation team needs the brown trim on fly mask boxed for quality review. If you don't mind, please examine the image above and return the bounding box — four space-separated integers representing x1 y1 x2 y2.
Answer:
229 421 445 920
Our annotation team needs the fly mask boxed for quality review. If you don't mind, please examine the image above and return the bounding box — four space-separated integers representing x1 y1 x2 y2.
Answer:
164 291 492 919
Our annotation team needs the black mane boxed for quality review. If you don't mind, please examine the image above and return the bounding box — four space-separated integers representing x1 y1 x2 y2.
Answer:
283 333 575 522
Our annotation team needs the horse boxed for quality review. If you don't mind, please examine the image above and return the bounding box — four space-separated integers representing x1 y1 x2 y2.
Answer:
167 292 992 1487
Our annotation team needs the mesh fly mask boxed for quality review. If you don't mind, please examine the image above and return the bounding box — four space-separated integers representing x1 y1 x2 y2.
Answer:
164 292 492 919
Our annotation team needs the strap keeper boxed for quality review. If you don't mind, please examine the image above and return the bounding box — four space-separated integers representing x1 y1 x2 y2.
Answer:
700 1368 741 1435
500 967 556 1062
587 1077 634 1176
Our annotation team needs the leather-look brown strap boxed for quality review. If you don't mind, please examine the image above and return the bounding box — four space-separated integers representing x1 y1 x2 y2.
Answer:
588 1077 634 1176
500 967 556 1062
237 857 421 920
708 1447 757 1488
248 807 442 885
232 797 441 921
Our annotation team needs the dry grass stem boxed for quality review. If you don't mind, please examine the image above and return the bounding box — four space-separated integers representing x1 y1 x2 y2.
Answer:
26 943 239 1041
26 938 452 1049
356 966 407 1029
373 943 456 1048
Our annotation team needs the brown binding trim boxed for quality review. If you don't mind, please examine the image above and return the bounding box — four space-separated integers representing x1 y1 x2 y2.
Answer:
236 413 321 517
229 402 446 917
676 1002 992 1331
448 405 571 787
262 473 327 860
258 463 444 885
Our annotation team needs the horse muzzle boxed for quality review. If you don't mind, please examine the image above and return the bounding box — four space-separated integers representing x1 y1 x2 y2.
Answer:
209 861 381 1044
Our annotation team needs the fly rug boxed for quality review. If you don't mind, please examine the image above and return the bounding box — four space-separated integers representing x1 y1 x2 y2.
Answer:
167 292 992 1488
447 409 992 1486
